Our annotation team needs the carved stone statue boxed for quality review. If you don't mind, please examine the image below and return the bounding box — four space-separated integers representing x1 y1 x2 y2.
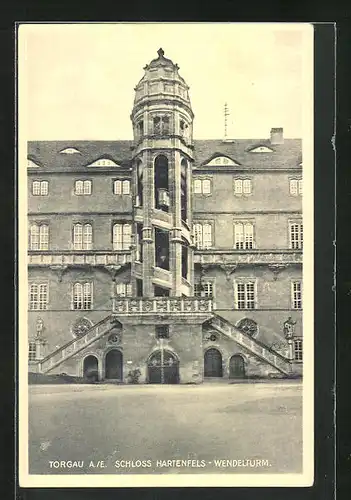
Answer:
283 317 296 339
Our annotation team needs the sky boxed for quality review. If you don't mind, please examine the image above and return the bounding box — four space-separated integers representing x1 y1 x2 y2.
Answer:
20 23 312 140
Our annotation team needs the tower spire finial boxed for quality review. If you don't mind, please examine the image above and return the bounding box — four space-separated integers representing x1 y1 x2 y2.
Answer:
157 48 164 58
224 102 230 140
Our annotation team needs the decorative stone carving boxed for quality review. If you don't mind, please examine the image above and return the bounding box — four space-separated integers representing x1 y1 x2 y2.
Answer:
219 264 238 280
50 265 68 282
203 331 220 342
72 318 93 338
108 332 122 345
105 264 122 281
237 318 258 337
268 263 288 280
283 317 296 339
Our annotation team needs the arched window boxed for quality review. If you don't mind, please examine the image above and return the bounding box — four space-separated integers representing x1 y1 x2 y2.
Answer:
30 224 49 250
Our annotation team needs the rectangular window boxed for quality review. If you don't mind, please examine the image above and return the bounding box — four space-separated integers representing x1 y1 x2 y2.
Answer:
193 179 202 194
28 342 37 361
72 282 93 310
116 283 132 297
113 223 132 250
114 180 130 195
75 180 92 195
289 222 303 249
194 282 214 297
32 181 48 196
155 325 170 339
292 281 302 309
235 281 256 309
234 222 254 249
298 179 303 195
193 223 212 249
29 283 48 310
193 179 212 194
294 338 303 361
243 179 252 194
290 179 303 196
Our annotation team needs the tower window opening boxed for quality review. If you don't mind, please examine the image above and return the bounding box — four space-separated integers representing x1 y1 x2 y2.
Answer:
154 286 170 297
137 120 144 140
137 161 143 206
154 155 169 212
155 228 170 270
179 119 189 140
181 240 188 280
136 279 143 297
153 115 170 136
181 159 188 222
136 223 143 262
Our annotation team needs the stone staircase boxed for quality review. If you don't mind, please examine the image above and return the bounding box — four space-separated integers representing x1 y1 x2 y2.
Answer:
36 308 291 377
38 315 117 374
210 313 292 375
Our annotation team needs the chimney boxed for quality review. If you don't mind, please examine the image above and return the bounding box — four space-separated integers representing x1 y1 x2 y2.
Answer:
270 127 284 145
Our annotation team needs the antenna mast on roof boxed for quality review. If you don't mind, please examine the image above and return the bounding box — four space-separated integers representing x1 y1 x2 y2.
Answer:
224 102 230 140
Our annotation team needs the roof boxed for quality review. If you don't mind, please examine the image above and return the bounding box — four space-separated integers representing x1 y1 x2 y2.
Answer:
27 138 302 171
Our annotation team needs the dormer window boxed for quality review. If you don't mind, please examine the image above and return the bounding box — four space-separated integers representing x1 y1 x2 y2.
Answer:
59 147 81 154
87 158 120 167
248 146 274 153
27 159 40 168
206 156 240 167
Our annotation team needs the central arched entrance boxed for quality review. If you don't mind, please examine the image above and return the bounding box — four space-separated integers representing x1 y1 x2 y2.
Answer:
83 355 99 382
204 348 223 378
105 349 123 380
229 354 246 379
147 350 179 384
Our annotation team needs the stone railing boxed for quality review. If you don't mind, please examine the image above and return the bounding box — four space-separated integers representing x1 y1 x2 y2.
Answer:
112 296 213 315
194 250 302 266
28 251 131 267
211 314 291 375
38 315 116 374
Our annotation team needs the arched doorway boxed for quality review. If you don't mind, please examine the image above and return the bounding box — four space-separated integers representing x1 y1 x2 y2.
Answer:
83 355 99 382
105 350 123 380
147 350 179 384
229 354 246 379
204 348 223 377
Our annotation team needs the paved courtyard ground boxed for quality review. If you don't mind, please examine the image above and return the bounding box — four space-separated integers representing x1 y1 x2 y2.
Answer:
28 381 302 475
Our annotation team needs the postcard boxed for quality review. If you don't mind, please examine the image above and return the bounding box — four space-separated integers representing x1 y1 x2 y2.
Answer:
18 22 314 488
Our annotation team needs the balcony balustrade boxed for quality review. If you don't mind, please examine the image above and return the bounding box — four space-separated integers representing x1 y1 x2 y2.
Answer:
28 251 131 267
112 296 213 315
194 250 302 266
